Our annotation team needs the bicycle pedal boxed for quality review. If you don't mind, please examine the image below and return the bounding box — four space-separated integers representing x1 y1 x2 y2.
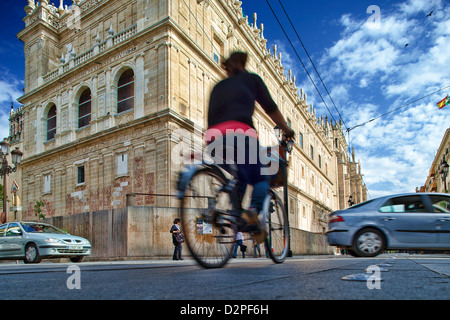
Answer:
241 209 259 225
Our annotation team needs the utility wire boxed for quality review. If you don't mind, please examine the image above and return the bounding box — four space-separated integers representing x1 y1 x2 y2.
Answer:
267 1 448 142
277 0 348 131
346 85 450 132
264 0 338 127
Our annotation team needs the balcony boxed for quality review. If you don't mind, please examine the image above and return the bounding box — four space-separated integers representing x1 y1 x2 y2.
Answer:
42 24 138 85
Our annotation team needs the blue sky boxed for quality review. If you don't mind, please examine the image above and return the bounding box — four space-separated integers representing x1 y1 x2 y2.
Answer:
0 0 449 199
241 0 450 198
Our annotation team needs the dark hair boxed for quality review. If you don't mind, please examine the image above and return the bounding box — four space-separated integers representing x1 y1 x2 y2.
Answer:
222 51 248 71
173 218 181 224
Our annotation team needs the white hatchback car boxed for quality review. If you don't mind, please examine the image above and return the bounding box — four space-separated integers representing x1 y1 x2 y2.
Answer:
0 221 91 263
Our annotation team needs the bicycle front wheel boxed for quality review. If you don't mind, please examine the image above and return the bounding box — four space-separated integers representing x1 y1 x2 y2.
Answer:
180 166 236 268
262 190 290 263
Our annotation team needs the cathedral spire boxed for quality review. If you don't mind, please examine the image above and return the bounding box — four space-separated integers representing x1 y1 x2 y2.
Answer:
59 0 65 15
25 0 35 15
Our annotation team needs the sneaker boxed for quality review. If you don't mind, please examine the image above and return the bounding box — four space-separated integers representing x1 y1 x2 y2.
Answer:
241 208 267 244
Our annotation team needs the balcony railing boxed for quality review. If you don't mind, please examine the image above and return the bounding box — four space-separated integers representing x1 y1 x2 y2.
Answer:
42 24 137 85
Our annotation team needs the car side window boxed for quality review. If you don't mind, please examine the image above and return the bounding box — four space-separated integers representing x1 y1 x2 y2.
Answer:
5 223 21 237
428 195 450 213
379 196 426 213
0 224 6 237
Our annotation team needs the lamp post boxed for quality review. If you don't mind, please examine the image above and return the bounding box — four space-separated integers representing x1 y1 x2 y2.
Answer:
274 126 294 257
0 138 23 222
440 159 449 193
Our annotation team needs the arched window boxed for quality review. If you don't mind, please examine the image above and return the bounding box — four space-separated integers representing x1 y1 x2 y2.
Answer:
117 69 134 113
47 104 57 140
78 88 91 128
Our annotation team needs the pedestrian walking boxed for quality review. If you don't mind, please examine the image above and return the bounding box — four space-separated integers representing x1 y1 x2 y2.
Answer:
233 232 246 258
253 239 261 258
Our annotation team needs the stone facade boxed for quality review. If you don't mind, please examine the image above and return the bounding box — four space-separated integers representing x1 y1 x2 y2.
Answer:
2 105 24 223
13 0 366 235
419 127 450 193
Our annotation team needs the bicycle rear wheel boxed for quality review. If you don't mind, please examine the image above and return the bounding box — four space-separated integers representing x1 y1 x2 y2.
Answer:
180 166 236 268
262 190 290 263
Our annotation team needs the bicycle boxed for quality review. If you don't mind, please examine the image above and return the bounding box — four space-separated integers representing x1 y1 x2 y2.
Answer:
176 132 294 268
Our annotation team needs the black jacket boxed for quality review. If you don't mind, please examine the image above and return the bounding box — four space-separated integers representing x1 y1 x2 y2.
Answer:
170 224 180 245
207 71 279 129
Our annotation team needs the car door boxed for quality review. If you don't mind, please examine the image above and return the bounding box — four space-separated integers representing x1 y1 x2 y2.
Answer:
4 223 25 257
0 224 7 257
427 194 450 248
378 195 438 247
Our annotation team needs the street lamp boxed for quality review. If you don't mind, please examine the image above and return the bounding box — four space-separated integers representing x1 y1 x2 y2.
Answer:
440 159 449 193
274 125 294 153
0 138 9 156
0 138 23 222
274 125 281 140
11 147 23 167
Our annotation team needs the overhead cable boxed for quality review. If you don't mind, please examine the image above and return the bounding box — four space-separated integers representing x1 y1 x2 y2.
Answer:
277 0 348 131
264 0 339 127
346 85 450 132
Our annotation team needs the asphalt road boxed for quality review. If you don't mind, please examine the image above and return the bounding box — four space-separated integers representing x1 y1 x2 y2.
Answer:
0 253 448 306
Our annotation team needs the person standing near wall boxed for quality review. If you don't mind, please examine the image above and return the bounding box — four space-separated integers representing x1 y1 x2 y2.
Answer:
170 218 183 260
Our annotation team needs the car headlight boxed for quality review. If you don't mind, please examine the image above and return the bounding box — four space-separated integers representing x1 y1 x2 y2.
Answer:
81 239 90 245
45 238 63 243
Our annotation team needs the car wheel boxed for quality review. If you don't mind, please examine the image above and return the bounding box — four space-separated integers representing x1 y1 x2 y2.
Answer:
352 228 385 257
70 256 85 263
24 243 42 264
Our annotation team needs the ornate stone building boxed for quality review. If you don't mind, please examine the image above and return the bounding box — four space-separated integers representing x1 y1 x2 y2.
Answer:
14 0 366 238
1 104 24 223
419 127 450 193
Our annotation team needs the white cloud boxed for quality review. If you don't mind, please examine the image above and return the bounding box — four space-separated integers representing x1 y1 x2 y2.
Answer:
351 102 448 198
0 110 10 141
323 14 416 80
0 69 24 140
317 0 450 198
0 80 23 105
398 0 441 16
259 0 449 199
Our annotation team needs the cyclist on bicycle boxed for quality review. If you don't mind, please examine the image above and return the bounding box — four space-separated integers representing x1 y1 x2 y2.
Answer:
205 51 294 243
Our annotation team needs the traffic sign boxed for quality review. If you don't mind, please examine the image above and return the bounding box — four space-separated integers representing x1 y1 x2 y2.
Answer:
11 180 19 193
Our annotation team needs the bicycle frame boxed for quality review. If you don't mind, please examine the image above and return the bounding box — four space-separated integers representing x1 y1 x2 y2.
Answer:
177 136 293 218
176 135 293 267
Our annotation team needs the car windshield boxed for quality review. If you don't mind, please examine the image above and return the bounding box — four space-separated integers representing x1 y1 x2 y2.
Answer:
20 223 66 234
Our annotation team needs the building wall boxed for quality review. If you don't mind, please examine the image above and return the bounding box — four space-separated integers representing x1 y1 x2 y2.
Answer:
15 0 366 235
420 127 450 193
44 206 333 259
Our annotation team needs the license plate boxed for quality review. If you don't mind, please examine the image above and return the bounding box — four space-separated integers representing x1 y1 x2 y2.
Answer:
67 246 82 250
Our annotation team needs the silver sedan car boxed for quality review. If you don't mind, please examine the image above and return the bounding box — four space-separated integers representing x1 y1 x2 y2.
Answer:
0 221 91 263
326 193 450 257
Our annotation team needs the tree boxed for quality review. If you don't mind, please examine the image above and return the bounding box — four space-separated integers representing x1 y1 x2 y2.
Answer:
34 200 46 221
